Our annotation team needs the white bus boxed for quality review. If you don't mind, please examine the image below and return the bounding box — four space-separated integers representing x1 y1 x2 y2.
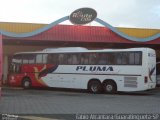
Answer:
8 47 156 94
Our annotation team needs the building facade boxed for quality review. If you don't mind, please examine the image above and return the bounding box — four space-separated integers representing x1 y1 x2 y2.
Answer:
0 19 160 84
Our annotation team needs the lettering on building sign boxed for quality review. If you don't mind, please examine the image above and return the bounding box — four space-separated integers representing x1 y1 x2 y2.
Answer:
76 66 114 72
69 8 97 25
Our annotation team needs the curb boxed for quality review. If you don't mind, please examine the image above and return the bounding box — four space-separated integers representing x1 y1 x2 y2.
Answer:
20 116 59 120
2 86 23 90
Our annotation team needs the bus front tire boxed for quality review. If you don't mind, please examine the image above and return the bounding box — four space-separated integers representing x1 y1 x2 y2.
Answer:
88 80 102 94
103 81 117 94
22 78 32 89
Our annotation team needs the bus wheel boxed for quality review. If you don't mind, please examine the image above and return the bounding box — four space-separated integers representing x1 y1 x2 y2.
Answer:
88 80 102 94
22 78 32 89
103 81 117 94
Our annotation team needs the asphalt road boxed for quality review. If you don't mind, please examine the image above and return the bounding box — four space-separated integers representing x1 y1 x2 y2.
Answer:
0 87 160 119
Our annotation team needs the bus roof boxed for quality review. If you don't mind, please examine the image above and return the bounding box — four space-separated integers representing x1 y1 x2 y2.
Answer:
14 47 154 55
43 47 88 52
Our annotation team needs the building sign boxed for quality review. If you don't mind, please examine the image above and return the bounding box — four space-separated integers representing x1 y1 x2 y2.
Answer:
69 8 97 25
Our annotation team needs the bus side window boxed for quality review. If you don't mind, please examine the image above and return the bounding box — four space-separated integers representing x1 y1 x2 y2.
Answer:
67 54 79 65
36 54 43 64
28 54 35 64
98 53 106 65
67 54 72 65
107 53 115 65
135 52 142 65
58 54 63 64
121 52 129 65
47 54 57 64
128 52 142 65
57 54 67 65
22 55 29 64
89 53 97 65
72 54 79 64
42 54 48 64
129 52 135 65
81 53 89 65
12 55 22 64
115 53 122 65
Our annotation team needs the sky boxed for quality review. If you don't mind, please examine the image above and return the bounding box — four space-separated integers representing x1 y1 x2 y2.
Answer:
0 0 160 29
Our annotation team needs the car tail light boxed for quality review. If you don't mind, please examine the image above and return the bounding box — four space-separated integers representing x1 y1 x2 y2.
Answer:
144 76 148 83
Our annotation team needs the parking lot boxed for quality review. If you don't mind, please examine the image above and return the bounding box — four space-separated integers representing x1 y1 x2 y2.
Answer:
0 87 160 119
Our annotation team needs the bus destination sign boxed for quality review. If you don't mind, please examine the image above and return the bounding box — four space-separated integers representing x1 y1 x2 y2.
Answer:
69 8 97 25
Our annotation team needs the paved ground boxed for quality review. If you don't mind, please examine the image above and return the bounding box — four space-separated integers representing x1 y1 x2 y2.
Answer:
0 87 160 119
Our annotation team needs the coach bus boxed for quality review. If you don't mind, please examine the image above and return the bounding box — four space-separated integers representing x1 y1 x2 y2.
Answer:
8 47 156 93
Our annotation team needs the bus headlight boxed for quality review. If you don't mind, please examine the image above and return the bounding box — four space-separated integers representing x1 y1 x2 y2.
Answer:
11 76 15 80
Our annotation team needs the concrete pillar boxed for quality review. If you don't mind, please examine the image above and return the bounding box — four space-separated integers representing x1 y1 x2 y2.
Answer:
3 55 8 84
0 34 2 96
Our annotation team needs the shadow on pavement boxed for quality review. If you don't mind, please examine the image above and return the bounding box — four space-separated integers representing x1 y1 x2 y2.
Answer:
2 86 160 97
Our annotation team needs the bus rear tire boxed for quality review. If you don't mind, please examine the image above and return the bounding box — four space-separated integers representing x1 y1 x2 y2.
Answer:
103 81 117 94
22 78 32 89
88 80 102 94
